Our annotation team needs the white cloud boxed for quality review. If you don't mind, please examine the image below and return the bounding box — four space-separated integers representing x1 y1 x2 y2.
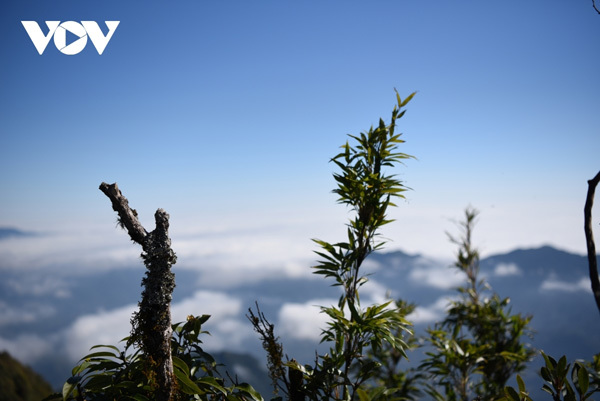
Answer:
360 279 391 305
0 334 54 365
173 229 316 287
494 263 522 277
0 222 320 289
408 264 465 290
205 318 253 351
62 303 137 361
540 276 591 293
171 290 242 321
278 299 336 341
7 276 71 298
0 301 56 326
408 296 455 324
61 290 253 362
276 289 396 343
0 289 254 374
170 290 254 351
0 227 140 273
275 271 426 343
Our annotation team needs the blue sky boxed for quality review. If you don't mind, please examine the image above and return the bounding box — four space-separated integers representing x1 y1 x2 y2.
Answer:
1 0 599 266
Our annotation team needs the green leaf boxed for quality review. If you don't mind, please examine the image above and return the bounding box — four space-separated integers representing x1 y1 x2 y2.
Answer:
173 368 203 395
578 363 590 394
356 388 371 401
85 373 113 390
114 380 137 390
517 374 527 394
197 314 211 324
172 355 190 376
81 351 119 360
541 366 552 382
92 360 121 372
197 376 228 395
504 386 521 401
558 355 568 376
71 361 91 376
62 378 78 400
399 91 416 107
542 383 555 395
541 351 555 369
90 344 121 353
348 300 363 324
452 340 465 356
235 383 264 401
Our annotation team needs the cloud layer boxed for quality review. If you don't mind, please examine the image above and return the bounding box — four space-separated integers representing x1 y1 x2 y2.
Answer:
540 276 591 293
1 224 595 392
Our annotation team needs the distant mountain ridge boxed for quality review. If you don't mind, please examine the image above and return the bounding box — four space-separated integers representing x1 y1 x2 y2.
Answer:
0 227 36 240
483 245 592 277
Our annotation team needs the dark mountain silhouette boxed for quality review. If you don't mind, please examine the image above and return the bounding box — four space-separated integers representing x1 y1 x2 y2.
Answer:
0 351 53 401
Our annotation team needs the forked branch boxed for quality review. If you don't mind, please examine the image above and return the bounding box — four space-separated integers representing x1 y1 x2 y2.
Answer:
99 182 177 401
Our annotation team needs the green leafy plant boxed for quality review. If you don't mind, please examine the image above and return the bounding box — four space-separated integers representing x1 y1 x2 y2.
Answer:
47 315 263 401
363 299 425 401
247 91 417 401
502 352 600 401
421 207 534 401
283 91 416 401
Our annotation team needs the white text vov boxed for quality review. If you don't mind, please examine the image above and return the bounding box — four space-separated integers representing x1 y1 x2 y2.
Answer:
21 21 120 55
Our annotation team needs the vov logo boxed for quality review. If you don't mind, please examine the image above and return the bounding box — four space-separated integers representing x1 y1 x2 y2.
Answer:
21 21 120 55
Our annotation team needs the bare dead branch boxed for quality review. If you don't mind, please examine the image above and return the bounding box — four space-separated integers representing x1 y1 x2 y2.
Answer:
584 171 600 315
99 182 176 401
594 0 600 15
99 182 147 244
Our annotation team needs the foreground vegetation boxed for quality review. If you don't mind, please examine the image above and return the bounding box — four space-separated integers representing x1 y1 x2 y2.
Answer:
44 93 599 401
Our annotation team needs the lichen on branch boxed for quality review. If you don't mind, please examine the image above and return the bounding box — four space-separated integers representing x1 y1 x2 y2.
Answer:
99 182 177 401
